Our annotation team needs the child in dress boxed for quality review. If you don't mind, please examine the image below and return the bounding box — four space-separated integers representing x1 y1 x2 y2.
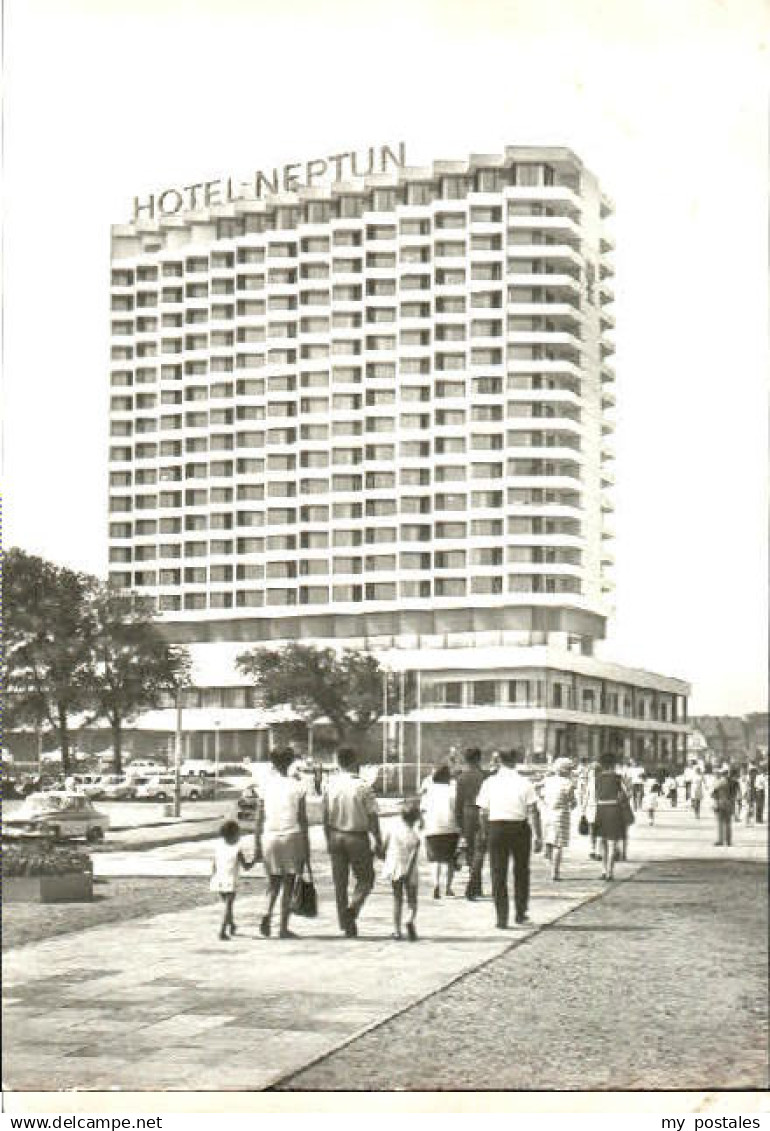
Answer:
644 781 660 825
382 800 421 941
210 819 253 941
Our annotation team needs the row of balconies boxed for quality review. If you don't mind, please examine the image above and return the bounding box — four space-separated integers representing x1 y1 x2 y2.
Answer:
107 573 587 597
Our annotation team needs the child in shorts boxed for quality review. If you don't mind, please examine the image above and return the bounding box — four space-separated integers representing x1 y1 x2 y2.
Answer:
644 781 660 826
210 819 254 940
382 799 421 941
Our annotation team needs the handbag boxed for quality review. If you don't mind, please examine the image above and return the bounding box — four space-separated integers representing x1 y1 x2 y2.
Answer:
578 814 590 836
290 864 318 918
619 789 635 827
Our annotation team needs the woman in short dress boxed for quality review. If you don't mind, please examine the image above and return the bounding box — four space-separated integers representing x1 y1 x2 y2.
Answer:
420 764 460 899
255 747 310 939
542 758 576 881
594 751 628 881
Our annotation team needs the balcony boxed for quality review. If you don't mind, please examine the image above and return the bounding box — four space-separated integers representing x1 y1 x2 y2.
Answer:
507 245 583 269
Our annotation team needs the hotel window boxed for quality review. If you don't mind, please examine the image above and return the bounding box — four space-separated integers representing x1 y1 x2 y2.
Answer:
367 224 397 241
472 575 503 594
435 521 466 539
339 196 364 218
435 550 466 569
472 680 497 706
471 263 503 282
435 577 466 597
400 275 430 291
435 269 465 286
216 219 244 239
333 529 362 547
237 538 264 554
401 219 431 236
236 590 264 607
401 301 431 319
405 184 435 206
305 202 332 223
302 238 331 256
435 241 466 258
440 178 468 200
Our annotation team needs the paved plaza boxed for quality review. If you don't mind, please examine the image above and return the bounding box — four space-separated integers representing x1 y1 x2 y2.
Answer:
3 808 767 1093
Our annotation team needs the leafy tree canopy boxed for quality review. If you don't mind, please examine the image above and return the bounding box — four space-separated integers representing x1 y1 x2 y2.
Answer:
236 643 386 743
4 548 96 773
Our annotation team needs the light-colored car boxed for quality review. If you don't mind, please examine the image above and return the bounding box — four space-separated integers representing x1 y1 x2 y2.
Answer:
134 774 213 802
180 759 216 778
5 791 110 842
93 774 136 800
125 759 167 778
73 774 106 798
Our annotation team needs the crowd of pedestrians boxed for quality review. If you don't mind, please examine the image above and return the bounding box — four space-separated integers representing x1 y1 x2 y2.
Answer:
209 744 766 941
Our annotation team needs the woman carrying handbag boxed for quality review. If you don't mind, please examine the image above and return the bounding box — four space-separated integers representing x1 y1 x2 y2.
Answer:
256 747 312 939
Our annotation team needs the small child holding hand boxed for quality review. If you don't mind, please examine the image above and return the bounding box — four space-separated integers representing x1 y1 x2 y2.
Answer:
210 819 253 940
382 799 421 941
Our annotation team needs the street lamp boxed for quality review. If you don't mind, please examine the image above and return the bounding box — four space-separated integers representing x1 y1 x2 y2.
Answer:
173 687 183 818
214 719 221 802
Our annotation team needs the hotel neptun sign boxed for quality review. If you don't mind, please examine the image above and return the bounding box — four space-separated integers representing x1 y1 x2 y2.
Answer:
132 143 408 221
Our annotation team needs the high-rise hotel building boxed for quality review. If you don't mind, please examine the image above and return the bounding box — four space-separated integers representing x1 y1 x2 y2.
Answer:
108 146 689 766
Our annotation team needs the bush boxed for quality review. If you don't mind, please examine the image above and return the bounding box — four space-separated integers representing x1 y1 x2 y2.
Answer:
3 840 93 878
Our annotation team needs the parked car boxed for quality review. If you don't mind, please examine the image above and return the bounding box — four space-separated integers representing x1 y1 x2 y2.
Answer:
180 760 216 778
5 791 110 842
92 774 137 801
134 774 214 802
125 759 167 778
70 773 105 797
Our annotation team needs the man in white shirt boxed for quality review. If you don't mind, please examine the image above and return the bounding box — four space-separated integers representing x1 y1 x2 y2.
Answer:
323 746 383 937
476 748 542 928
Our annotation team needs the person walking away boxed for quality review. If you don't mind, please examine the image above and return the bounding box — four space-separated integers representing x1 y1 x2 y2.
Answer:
421 764 461 899
744 766 757 826
455 747 487 900
542 758 575 881
754 768 766 824
210 819 253 941
582 759 601 860
664 773 677 808
631 763 645 811
476 748 542 928
323 746 383 938
382 799 421 940
711 766 733 846
729 770 742 822
594 752 628 881
256 747 311 939
691 768 705 819
683 763 694 803
644 779 659 825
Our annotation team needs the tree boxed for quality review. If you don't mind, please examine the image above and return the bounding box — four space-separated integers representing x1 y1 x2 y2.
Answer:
236 643 388 746
86 585 191 773
3 548 96 775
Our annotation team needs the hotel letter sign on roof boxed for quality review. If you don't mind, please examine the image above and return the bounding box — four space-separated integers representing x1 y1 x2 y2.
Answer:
133 143 408 221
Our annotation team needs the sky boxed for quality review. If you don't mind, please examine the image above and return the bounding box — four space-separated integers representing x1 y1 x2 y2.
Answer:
2 0 767 715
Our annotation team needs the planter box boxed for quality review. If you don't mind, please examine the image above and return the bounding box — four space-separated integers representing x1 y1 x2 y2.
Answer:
4 872 93 904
